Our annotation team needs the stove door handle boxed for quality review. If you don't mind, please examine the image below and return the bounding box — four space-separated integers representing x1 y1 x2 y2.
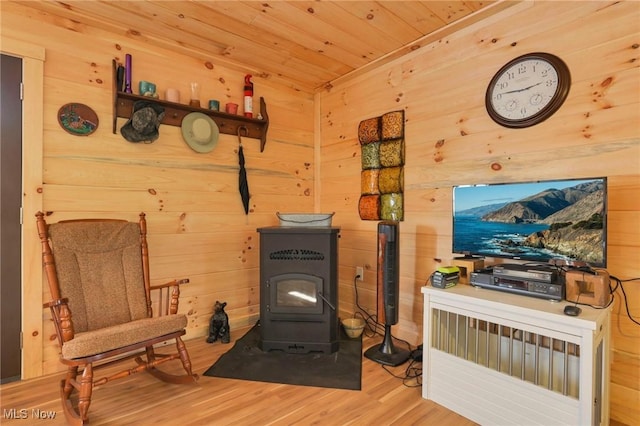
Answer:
316 291 336 311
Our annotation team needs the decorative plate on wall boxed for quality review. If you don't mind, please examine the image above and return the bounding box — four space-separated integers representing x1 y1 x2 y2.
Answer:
57 103 99 136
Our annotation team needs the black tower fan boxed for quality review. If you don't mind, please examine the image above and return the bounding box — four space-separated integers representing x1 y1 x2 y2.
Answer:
364 221 410 366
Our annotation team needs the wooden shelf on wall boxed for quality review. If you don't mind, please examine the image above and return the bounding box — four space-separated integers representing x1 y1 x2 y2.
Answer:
111 60 269 152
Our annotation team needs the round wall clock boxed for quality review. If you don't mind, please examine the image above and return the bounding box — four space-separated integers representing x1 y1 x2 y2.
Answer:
485 52 570 128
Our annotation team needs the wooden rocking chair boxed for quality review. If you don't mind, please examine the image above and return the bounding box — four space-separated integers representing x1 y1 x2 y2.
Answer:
36 212 198 425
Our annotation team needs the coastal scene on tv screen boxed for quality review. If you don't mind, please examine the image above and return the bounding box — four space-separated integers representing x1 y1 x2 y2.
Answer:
453 178 606 266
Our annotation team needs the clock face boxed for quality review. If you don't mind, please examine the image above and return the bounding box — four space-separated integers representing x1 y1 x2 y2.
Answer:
486 53 570 128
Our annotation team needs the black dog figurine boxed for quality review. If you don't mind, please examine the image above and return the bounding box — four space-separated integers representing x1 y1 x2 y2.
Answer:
207 301 230 344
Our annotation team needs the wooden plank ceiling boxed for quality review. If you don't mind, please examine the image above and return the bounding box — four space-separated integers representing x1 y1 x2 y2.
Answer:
15 1 500 92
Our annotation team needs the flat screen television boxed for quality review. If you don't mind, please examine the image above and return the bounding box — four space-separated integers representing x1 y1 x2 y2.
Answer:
452 177 607 267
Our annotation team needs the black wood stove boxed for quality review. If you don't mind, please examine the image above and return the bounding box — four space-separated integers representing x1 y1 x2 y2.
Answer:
257 226 340 354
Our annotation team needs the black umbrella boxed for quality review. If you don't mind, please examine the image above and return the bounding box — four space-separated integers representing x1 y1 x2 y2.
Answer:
237 126 250 214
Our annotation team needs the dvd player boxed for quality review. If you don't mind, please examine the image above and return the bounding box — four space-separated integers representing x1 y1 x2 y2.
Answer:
470 264 564 301
492 264 557 283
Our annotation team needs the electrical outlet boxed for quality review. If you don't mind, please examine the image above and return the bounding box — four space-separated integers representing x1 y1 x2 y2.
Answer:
356 266 364 281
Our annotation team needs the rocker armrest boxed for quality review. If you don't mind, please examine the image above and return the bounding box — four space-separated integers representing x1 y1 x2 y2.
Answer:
43 297 75 344
149 279 189 316
150 278 189 291
43 297 70 309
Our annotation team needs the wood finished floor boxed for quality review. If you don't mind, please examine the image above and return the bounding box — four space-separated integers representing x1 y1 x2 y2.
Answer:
0 326 476 425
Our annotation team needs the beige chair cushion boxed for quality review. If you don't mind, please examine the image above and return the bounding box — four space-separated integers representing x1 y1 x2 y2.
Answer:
49 221 149 332
62 314 188 360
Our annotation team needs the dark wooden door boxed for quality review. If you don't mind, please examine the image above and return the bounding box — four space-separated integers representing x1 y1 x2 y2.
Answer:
1 53 23 383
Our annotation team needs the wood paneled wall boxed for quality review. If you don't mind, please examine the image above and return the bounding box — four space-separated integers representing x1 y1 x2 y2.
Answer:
1 1 315 376
318 2 639 424
2 1 639 424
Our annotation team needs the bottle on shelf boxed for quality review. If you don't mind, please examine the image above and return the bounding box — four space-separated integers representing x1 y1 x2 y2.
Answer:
243 74 253 118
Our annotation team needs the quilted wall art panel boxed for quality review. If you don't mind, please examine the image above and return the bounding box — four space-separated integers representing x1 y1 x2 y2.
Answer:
357 110 404 221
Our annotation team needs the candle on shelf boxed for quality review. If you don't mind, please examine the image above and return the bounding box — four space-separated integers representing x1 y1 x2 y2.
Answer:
189 82 201 107
125 54 132 93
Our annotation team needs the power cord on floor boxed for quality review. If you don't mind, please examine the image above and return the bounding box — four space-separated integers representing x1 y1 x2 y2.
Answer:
382 358 422 388
352 275 421 386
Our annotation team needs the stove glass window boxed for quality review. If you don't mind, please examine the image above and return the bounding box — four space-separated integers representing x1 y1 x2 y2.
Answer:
269 273 323 314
